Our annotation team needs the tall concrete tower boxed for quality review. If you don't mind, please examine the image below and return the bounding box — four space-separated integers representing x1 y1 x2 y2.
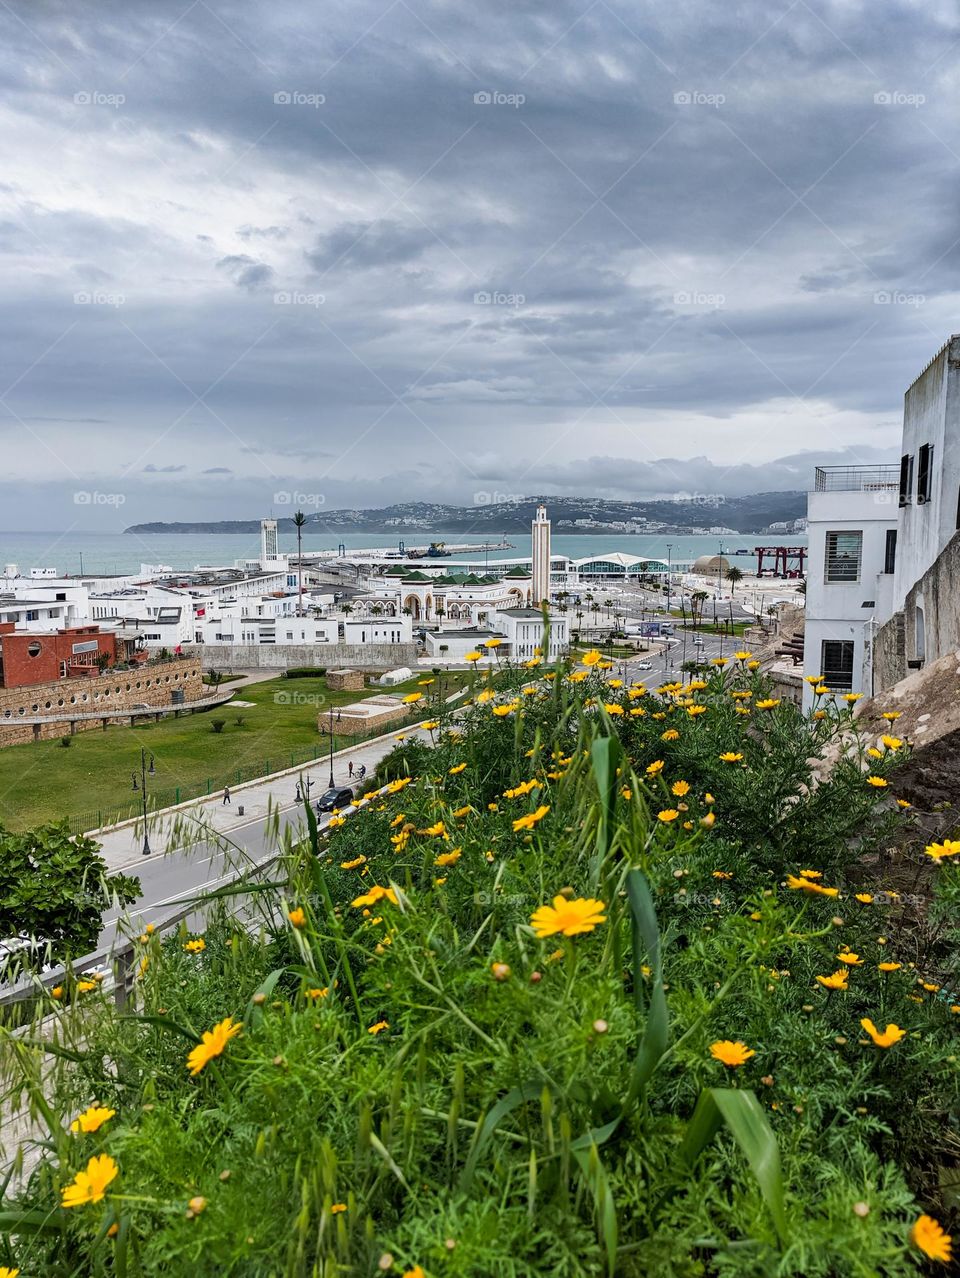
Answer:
531 503 551 604
260 518 279 566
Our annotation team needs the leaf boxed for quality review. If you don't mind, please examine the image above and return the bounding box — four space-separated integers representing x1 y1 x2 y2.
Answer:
590 735 622 860
459 1081 543 1193
572 1141 618 1277
118 1014 200 1043
0 1208 63 1235
245 968 285 1029
681 1088 789 1245
369 1132 410 1191
622 869 669 1103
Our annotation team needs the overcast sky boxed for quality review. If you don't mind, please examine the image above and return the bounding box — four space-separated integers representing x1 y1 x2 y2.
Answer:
2 0 958 530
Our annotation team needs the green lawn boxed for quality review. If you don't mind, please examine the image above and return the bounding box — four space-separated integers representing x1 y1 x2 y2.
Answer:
0 672 465 834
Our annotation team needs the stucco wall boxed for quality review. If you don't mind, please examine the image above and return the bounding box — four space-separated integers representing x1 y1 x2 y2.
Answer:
873 530 960 691
187 642 419 671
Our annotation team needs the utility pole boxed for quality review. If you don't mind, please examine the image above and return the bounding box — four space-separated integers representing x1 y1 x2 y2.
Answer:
135 747 154 856
327 707 335 789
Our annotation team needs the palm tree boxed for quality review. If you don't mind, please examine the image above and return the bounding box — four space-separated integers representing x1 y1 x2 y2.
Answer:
293 509 307 617
691 590 709 630
725 566 744 596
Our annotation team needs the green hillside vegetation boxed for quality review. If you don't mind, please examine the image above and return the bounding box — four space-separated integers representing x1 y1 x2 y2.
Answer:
2 654 958 1275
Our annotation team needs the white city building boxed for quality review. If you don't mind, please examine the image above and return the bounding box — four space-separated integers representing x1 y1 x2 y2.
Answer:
802 467 899 708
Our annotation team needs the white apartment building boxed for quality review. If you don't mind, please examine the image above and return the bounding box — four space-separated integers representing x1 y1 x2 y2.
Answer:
804 332 960 704
802 467 899 708
342 616 413 645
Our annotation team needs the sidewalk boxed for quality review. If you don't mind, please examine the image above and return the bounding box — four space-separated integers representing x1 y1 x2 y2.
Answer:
96 721 435 872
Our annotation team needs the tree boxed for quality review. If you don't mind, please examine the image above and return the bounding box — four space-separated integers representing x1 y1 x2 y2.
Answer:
690 590 709 629
726 566 744 595
0 822 140 965
293 509 307 617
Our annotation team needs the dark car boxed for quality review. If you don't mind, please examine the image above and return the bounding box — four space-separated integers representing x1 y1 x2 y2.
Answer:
316 786 353 813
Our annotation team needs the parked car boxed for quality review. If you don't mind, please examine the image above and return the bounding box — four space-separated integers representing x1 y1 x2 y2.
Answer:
316 786 353 813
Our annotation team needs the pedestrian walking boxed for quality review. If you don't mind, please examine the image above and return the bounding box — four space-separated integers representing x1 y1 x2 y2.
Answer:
348 760 354 778
222 785 231 805
295 782 302 803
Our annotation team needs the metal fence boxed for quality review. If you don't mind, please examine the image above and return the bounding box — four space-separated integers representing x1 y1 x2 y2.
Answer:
813 464 899 492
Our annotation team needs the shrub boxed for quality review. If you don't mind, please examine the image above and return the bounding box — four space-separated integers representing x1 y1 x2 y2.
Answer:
210 718 226 733
1 659 957 1276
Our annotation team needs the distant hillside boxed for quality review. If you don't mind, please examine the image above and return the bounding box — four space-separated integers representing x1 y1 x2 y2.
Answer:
125 492 806 536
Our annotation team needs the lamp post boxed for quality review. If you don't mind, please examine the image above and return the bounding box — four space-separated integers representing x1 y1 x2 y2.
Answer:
132 748 154 856
665 542 672 612
326 707 335 789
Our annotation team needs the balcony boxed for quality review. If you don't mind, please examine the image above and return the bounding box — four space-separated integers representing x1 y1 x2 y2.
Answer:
813 465 899 493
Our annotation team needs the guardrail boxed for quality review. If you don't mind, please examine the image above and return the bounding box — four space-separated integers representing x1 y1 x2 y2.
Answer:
813 464 899 492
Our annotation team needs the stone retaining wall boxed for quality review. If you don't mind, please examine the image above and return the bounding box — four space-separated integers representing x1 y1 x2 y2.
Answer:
0 658 203 747
187 642 419 672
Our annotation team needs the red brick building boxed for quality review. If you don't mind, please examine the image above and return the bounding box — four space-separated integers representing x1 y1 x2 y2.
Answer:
0 624 119 690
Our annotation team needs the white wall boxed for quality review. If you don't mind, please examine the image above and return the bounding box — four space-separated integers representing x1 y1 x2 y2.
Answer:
802 489 897 708
343 617 412 645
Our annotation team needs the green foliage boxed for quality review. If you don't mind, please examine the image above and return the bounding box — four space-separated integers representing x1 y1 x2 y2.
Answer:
1 661 957 1276
0 821 140 961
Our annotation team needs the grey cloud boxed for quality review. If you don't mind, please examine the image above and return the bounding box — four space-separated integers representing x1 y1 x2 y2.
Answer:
143 464 187 473
216 254 275 292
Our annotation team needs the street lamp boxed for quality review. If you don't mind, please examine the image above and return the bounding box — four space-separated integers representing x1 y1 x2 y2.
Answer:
137 747 152 856
326 706 335 789
665 542 672 612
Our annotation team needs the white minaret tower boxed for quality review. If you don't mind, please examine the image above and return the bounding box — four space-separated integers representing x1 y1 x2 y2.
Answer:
531 503 551 604
260 518 279 567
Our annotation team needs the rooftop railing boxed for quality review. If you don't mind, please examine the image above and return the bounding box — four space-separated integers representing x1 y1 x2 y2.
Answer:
813 465 899 493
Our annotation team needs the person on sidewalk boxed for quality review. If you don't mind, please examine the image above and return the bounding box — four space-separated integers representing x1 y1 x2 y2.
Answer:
223 786 231 805
295 782 302 803
348 761 354 778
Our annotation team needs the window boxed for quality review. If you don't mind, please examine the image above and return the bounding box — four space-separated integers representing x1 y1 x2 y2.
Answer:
821 640 855 691
824 531 862 582
899 454 913 507
883 529 897 575
916 443 933 504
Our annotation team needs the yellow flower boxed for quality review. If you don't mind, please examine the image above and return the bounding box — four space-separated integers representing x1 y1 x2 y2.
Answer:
661 728 680 740
387 777 413 793
755 698 780 710
491 962 511 981
719 752 743 763
367 1020 389 1035
604 702 625 715
485 637 502 648
341 855 367 870
671 780 690 797
513 805 550 832
645 759 665 776
860 1017 906 1048
806 674 823 684
402 1268 426 1278
910 1215 952 1264
492 703 519 716
61 1153 119 1208
896 798 912 809
402 692 423 704
866 775 888 788
799 869 821 879
581 649 602 666
464 651 482 662
187 1017 242 1076
352 885 399 908
657 809 679 823
687 704 707 717
709 1040 755 1067
434 848 462 867
711 657 728 667
815 970 848 990
812 710 827 720
0 1267 20 1277
746 660 761 671
881 710 902 721
504 778 539 799
881 735 903 750
837 951 862 965
70 1106 116 1134
77 980 97 994
843 692 862 703
712 870 732 879
700 812 716 828
306 987 329 1000
568 670 588 683
924 839 960 861
785 875 839 897
855 893 873 903
421 821 447 837
734 650 753 661
607 678 624 689
288 908 306 929
530 895 606 938
330 1202 347 1214
51 986 63 1000
621 787 632 801
448 762 467 775
188 1196 207 1215
878 962 901 972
